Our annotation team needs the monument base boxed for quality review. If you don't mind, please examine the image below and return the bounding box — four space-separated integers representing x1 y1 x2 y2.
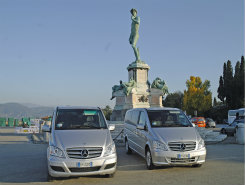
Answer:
110 60 167 121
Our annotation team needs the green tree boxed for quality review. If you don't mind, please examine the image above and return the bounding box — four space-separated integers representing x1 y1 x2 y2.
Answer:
233 61 241 107
102 105 112 120
217 57 244 109
225 60 233 108
163 91 183 109
183 76 212 116
213 97 217 106
217 76 225 102
239 56 244 107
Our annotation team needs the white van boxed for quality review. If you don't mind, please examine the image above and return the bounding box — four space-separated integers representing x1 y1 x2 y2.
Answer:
42 106 117 179
124 107 206 169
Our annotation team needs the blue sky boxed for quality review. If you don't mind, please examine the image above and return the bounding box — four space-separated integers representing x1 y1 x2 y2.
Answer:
0 0 244 108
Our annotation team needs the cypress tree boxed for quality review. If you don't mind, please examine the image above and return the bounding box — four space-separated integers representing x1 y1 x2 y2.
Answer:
223 62 227 94
240 56 244 107
217 76 225 102
213 97 217 106
225 60 233 108
233 61 241 107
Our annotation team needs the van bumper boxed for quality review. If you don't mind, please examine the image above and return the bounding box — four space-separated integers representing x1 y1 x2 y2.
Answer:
48 154 117 177
152 147 206 166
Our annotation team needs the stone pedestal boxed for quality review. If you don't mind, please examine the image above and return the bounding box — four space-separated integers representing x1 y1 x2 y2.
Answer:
149 88 163 107
111 61 164 121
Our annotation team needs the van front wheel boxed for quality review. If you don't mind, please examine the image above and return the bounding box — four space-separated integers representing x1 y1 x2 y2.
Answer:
125 139 132 154
47 173 55 182
146 149 154 170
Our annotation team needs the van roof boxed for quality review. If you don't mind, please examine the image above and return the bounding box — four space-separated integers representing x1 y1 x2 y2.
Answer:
127 107 180 111
57 106 100 110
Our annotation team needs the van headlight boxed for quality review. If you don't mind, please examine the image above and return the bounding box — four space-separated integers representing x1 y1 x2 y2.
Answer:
197 139 205 150
49 146 65 158
153 141 168 151
104 143 116 157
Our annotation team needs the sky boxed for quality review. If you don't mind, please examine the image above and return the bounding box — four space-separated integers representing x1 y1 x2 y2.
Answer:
0 0 244 108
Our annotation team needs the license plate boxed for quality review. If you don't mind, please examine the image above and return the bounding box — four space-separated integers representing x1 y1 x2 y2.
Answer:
177 154 191 159
76 162 93 168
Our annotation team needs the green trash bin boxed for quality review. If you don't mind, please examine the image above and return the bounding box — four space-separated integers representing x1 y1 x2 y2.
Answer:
8 118 14 127
15 119 19 127
0 118 6 127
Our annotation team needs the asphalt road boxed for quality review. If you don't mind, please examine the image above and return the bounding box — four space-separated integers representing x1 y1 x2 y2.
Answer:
0 128 244 185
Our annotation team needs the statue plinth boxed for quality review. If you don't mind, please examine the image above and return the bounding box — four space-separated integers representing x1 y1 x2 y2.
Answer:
110 60 167 121
127 61 150 90
127 60 150 70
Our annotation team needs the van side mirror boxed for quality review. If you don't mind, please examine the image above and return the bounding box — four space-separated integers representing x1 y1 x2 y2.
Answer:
108 124 115 131
42 125 51 132
137 124 145 130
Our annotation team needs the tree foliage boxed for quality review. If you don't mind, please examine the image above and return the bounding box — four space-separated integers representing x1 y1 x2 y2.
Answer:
217 56 244 109
217 76 225 102
102 105 112 120
183 76 212 116
163 91 183 109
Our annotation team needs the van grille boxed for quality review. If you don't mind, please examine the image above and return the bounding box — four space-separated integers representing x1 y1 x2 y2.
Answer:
66 147 103 159
170 157 196 163
69 166 101 172
168 142 196 152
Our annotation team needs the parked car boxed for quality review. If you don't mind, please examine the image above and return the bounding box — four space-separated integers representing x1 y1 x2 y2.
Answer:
220 119 244 136
191 117 206 127
42 106 117 179
124 108 206 170
205 118 216 128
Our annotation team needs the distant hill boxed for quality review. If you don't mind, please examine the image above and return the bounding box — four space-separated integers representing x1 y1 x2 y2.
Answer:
0 103 54 119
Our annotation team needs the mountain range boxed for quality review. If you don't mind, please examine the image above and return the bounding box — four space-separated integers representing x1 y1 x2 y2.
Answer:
0 103 54 119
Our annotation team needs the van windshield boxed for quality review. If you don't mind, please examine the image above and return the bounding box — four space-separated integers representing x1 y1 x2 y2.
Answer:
55 109 107 130
147 110 192 128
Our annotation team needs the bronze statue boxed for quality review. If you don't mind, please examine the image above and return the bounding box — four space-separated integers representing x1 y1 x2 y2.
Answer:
129 8 140 62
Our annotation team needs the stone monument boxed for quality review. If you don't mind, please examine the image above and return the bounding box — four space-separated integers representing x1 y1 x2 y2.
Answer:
110 9 168 121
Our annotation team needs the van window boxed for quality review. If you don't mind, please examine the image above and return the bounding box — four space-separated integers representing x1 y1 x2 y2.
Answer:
147 110 192 127
131 110 140 125
138 112 147 126
55 109 107 130
125 111 131 123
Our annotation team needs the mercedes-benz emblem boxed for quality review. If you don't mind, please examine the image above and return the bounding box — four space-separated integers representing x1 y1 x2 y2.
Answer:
180 143 186 151
81 149 89 158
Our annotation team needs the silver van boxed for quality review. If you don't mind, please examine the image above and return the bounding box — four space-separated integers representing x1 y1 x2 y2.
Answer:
42 106 117 179
124 107 206 169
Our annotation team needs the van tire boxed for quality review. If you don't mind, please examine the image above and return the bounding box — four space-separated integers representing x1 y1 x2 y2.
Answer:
221 128 226 134
47 173 55 182
192 164 202 168
145 148 154 170
125 139 132 154
104 173 115 178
